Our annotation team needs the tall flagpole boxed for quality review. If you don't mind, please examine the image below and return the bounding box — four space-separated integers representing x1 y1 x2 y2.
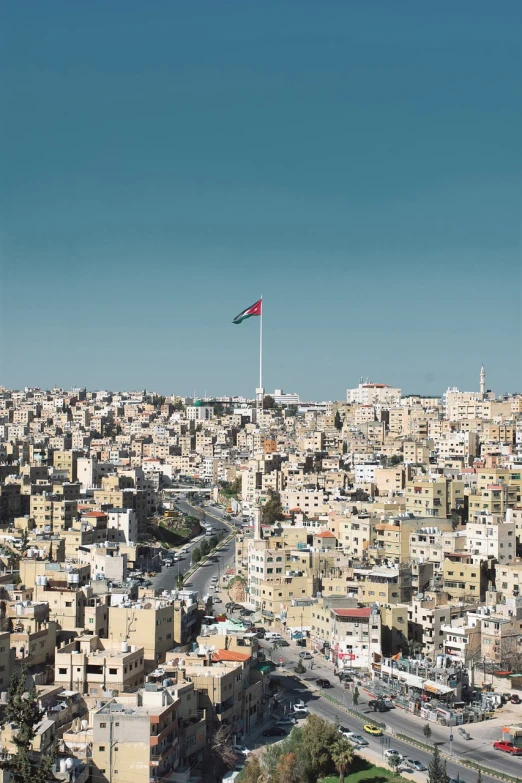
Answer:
257 296 264 425
259 295 263 390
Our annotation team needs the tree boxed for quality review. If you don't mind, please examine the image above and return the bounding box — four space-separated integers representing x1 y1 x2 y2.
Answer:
192 547 201 563
388 754 401 776
331 739 354 783
428 745 446 783
262 491 284 525
210 724 236 768
0 665 58 783
295 659 306 674
209 535 219 549
200 539 210 557
389 454 403 466
476 771 483 783
334 410 343 431
242 754 265 783
352 686 359 706
423 723 432 740
286 404 298 417
301 714 339 780
263 395 277 410
176 573 184 589
272 752 300 783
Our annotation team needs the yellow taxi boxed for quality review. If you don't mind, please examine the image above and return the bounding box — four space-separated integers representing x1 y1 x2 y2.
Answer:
363 724 383 736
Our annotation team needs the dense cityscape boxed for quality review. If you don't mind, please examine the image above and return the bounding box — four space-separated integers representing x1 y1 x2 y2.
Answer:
0 374 520 783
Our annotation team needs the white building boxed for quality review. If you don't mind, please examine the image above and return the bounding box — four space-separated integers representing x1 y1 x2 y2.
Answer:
271 389 300 406
107 508 138 545
466 513 516 565
331 606 381 672
346 383 401 406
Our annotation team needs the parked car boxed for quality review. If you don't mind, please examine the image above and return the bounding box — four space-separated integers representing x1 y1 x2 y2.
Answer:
232 745 251 756
363 724 383 736
338 727 357 739
350 735 369 746
278 639 290 647
299 651 313 660
276 717 297 727
293 701 308 715
225 602 234 610
263 726 287 737
316 678 331 688
493 741 522 755
405 759 427 772
213 596 222 603
384 749 403 762
511 694 521 704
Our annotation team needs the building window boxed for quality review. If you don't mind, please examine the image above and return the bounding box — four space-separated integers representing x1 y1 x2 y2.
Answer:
99 746 105 751
100 723 106 729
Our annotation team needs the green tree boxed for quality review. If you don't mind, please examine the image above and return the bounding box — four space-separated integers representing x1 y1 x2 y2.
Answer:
428 745 446 783
334 410 343 431
263 395 277 410
192 547 201 563
176 573 184 589
352 686 359 706
389 454 403 466
423 723 432 740
331 739 354 783
286 404 298 417
388 754 401 776
301 714 339 780
209 535 219 549
295 659 306 674
262 491 284 525
0 665 58 783
200 539 210 557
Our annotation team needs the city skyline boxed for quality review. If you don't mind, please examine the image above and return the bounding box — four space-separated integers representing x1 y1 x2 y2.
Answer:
2 1 521 398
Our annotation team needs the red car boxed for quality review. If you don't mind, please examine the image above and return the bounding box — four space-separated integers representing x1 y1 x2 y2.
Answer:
493 741 522 755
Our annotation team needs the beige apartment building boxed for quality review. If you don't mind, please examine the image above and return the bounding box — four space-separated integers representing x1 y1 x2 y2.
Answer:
357 565 412 606
443 554 490 601
55 635 144 695
408 594 468 658
495 560 522 598
107 592 198 671
409 527 468 570
405 476 464 518
403 440 430 465
328 512 376 558
91 690 181 783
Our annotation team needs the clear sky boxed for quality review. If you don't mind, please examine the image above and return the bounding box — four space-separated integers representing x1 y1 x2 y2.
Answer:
2 1 521 400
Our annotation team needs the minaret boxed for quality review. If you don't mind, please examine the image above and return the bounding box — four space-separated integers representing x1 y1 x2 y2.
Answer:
253 502 262 541
480 365 485 397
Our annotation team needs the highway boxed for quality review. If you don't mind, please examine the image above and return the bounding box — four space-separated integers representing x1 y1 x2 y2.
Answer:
263 640 522 783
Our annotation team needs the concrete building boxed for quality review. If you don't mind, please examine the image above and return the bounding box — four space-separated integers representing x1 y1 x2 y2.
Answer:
55 635 144 695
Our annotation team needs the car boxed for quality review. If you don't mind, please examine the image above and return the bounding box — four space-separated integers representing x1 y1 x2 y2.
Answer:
350 735 369 746
363 724 383 736
405 759 427 772
240 608 253 616
368 700 389 712
232 745 251 756
341 674 354 682
384 749 403 762
338 728 357 740
225 602 234 610
213 596 222 603
262 726 287 737
316 678 331 688
276 717 297 727
299 651 313 660
164 561 173 568
493 740 522 755
211 576 219 582
511 694 521 704
278 639 290 647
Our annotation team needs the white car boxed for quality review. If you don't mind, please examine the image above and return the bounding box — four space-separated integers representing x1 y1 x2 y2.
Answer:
384 749 403 763
213 596 222 603
293 701 308 715
232 745 251 756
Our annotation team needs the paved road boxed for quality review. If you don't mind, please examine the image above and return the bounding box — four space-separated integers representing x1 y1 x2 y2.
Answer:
152 501 235 595
261 640 522 783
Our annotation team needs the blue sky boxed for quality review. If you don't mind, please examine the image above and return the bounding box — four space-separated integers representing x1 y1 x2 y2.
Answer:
1 1 521 399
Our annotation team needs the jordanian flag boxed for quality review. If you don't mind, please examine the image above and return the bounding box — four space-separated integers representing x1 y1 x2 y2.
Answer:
232 298 262 324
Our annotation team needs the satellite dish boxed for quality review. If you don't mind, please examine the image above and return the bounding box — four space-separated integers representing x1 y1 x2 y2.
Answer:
143 603 152 609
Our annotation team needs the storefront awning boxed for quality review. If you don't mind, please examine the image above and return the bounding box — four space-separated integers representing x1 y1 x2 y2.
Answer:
424 680 454 696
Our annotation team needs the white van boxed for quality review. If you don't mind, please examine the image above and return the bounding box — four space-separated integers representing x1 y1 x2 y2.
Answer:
265 632 283 642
